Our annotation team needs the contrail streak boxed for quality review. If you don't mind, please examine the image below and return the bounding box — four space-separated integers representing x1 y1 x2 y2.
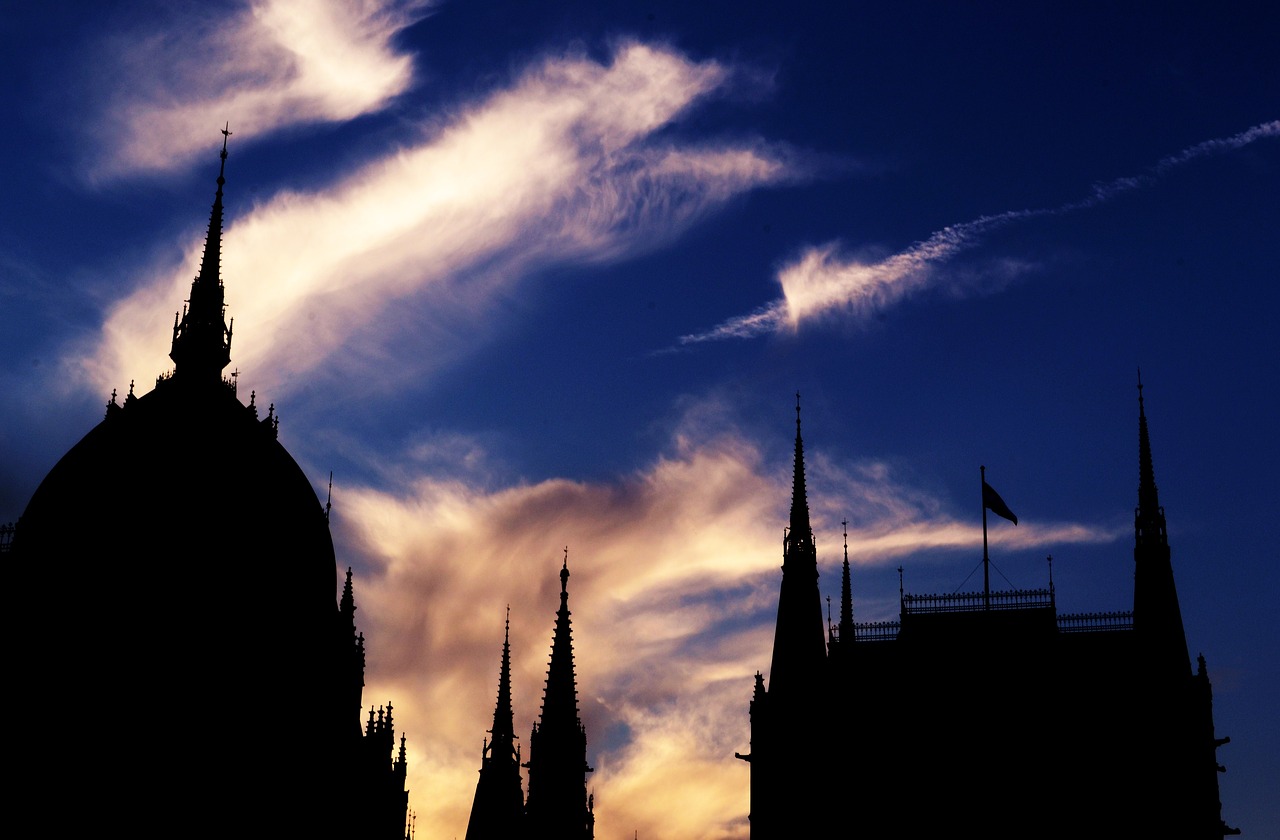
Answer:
679 120 1279 345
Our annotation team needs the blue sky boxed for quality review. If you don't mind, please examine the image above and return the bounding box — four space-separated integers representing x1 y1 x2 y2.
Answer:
2 2 1276 837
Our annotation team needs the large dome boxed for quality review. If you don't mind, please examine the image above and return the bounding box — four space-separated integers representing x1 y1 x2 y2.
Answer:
17 374 337 616
12 136 355 835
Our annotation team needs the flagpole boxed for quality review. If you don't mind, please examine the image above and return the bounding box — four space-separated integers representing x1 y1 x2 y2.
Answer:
981 465 990 611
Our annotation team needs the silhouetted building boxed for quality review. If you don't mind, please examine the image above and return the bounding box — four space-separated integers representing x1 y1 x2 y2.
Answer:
466 555 596 840
741 393 1238 839
11 135 408 838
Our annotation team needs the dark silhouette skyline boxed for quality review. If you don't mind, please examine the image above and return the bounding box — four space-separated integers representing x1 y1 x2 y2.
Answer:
4 6 1272 830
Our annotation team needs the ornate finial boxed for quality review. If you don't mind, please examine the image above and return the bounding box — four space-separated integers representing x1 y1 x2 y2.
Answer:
128 380 135 397
218 123 232 182
325 471 334 523
561 548 570 594
109 388 117 406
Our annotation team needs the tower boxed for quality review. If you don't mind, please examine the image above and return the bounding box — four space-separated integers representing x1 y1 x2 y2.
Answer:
464 608 526 840
745 396 828 839
524 553 595 840
766 394 827 693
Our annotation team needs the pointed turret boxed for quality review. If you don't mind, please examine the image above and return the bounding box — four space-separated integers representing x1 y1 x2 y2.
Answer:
767 394 827 694
338 567 367 736
465 607 526 840
525 551 594 840
340 567 357 626
1132 374 1191 678
838 520 854 645
169 125 234 385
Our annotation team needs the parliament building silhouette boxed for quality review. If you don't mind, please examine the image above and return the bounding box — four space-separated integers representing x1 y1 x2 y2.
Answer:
4 136 1240 839
741 398 1240 838
7 137 593 840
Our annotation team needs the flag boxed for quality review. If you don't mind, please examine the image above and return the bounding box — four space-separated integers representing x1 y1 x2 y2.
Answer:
982 480 1018 525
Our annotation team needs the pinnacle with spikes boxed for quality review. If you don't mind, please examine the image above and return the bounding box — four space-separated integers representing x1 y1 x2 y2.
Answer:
839 519 854 642
539 549 583 730
487 606 518 762
789 392 813 541
768 393 826 695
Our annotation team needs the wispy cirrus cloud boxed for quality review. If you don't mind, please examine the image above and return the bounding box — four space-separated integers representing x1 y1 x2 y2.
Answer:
680 120 1280 344
91 0 431 178
83 41 797 401
332 401 1117 840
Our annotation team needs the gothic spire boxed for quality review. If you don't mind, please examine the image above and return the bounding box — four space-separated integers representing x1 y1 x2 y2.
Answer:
490 607 517 757
789 393 812 541
464 608 525 840
524 550 594 840
768 394 827 695
540 551 584 731
169 126 234 385
1131 374 1190 678
839 520 854 644
1135 371 1166 548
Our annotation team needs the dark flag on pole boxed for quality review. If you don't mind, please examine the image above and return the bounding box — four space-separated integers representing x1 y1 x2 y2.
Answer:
982 480 1018 525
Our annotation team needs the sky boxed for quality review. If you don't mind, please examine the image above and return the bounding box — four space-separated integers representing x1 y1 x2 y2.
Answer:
2 1 1277 837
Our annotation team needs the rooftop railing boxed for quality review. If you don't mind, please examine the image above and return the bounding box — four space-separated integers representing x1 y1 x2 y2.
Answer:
901 587 1054 615
1056 611 1133 633
851 620 901 642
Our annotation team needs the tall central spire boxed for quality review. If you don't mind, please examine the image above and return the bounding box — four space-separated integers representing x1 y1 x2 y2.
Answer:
169 126 234 385
789 392 812 541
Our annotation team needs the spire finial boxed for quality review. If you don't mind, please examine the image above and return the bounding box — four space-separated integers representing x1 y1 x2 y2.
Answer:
219 122 232 183
325 471 334 523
